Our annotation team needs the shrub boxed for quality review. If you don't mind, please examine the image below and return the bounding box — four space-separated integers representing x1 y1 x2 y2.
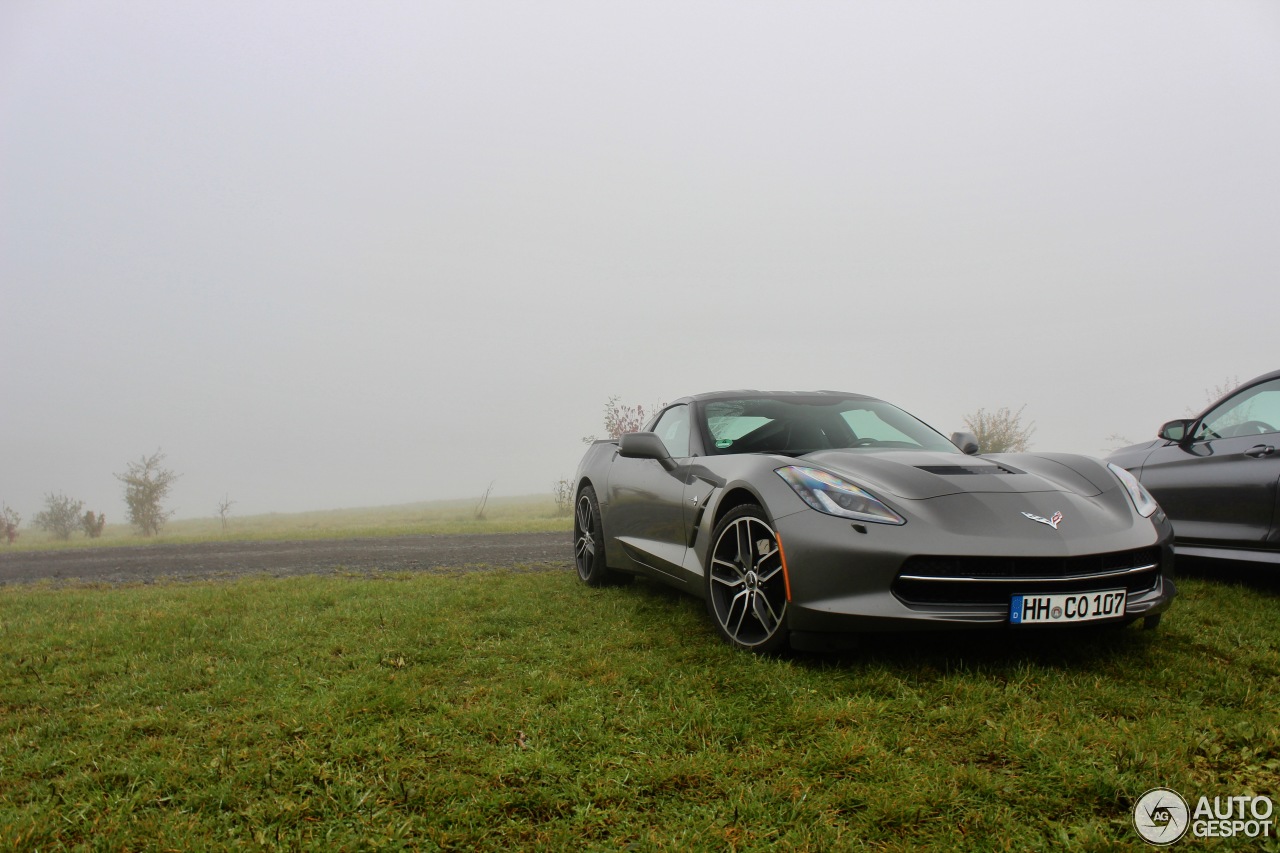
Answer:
82 510 106 538
2 503 20 544
34 493 84 540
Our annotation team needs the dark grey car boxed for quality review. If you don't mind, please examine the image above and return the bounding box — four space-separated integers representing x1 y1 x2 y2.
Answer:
1108 369 1280 567
574 391 1176 652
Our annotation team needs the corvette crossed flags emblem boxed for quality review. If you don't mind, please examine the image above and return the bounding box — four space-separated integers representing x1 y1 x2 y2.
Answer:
1022 510 1063 530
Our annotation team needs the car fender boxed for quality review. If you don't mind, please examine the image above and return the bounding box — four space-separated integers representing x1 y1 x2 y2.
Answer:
683 464 811 592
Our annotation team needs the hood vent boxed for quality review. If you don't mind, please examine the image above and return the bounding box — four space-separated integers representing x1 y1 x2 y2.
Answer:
915 464 1024 476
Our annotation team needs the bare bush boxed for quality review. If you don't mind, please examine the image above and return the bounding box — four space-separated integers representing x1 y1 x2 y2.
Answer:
1186 375 1254 432
2 502 21 545
963 405 1036 453
1194 376 1241 414
582 396 658 443
217 495 235 533
474 481 495 520
34 493 84 540
116 450 179 536
1104 432 1135 452
552 478 574 515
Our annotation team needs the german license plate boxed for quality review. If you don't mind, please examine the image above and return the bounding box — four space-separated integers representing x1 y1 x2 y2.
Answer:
1009 589 1127 625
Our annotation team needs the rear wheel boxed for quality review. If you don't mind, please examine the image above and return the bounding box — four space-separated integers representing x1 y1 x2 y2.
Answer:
705 505 789 653
574 486 628 586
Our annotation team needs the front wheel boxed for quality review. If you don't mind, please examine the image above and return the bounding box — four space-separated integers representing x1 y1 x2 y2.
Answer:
705 504 789 653
574 486 628 587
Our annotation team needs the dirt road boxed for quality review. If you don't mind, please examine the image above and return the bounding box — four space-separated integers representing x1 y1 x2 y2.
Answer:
0 531 573 586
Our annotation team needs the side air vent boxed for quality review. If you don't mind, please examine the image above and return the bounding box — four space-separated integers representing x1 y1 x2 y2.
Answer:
915 464 1024 476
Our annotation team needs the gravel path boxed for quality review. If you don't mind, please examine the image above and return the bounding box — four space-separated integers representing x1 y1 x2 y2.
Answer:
0 531 574 586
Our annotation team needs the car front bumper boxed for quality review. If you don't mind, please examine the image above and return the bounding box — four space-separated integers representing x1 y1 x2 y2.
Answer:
772 494 1177 636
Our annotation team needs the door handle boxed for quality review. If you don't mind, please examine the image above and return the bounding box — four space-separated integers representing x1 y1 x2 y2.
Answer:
1244 444 1275 458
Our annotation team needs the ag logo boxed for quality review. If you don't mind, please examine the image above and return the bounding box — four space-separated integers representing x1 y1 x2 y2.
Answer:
1134 787 1189 845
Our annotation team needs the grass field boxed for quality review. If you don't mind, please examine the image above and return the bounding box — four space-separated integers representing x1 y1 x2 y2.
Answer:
6 495 572 551
2 566 1278 850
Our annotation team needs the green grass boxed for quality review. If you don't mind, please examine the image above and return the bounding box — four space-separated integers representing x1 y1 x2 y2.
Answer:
7 495 572 551
2 570 1278 851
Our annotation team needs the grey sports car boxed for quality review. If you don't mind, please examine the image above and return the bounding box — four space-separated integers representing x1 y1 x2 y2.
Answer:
573 391 1176 652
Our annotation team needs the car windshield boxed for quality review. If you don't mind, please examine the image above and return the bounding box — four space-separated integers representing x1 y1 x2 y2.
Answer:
700 395 960 456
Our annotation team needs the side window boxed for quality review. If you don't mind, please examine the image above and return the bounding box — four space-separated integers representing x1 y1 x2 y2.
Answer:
1197 379 1280 439
651 405 691 458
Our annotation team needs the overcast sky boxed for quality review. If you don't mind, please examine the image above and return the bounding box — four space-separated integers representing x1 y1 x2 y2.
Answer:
2 1 1277 521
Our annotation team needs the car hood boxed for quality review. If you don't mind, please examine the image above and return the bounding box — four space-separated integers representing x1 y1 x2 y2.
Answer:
798 450 1111 500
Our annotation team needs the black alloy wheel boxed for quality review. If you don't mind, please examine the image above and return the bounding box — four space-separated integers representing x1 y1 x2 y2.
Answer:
574 485 627 586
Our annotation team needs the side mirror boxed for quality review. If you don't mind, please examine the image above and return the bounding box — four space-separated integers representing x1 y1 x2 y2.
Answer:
1158 419 1193 442
950 431 981 455
619 432 676 470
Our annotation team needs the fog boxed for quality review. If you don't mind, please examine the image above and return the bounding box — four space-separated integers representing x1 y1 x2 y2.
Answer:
3 2 1277 522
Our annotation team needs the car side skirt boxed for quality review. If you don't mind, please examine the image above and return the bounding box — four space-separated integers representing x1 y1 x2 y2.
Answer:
1175 543 1280 565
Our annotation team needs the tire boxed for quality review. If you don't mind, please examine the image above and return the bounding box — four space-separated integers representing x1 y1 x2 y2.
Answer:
705 504 789 653
573 486 628 587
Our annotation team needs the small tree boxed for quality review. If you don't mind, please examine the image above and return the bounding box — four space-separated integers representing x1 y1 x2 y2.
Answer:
34 493 84 540
2 502 21 545
116 450 179 536
217 495 235 533
81 510 106 538
963 405 1036 453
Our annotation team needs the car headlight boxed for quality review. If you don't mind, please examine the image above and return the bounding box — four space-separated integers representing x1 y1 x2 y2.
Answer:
1107 463 1159 518
776 466 906 525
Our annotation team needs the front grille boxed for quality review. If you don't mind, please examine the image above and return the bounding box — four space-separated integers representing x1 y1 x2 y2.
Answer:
892 547 1162 606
